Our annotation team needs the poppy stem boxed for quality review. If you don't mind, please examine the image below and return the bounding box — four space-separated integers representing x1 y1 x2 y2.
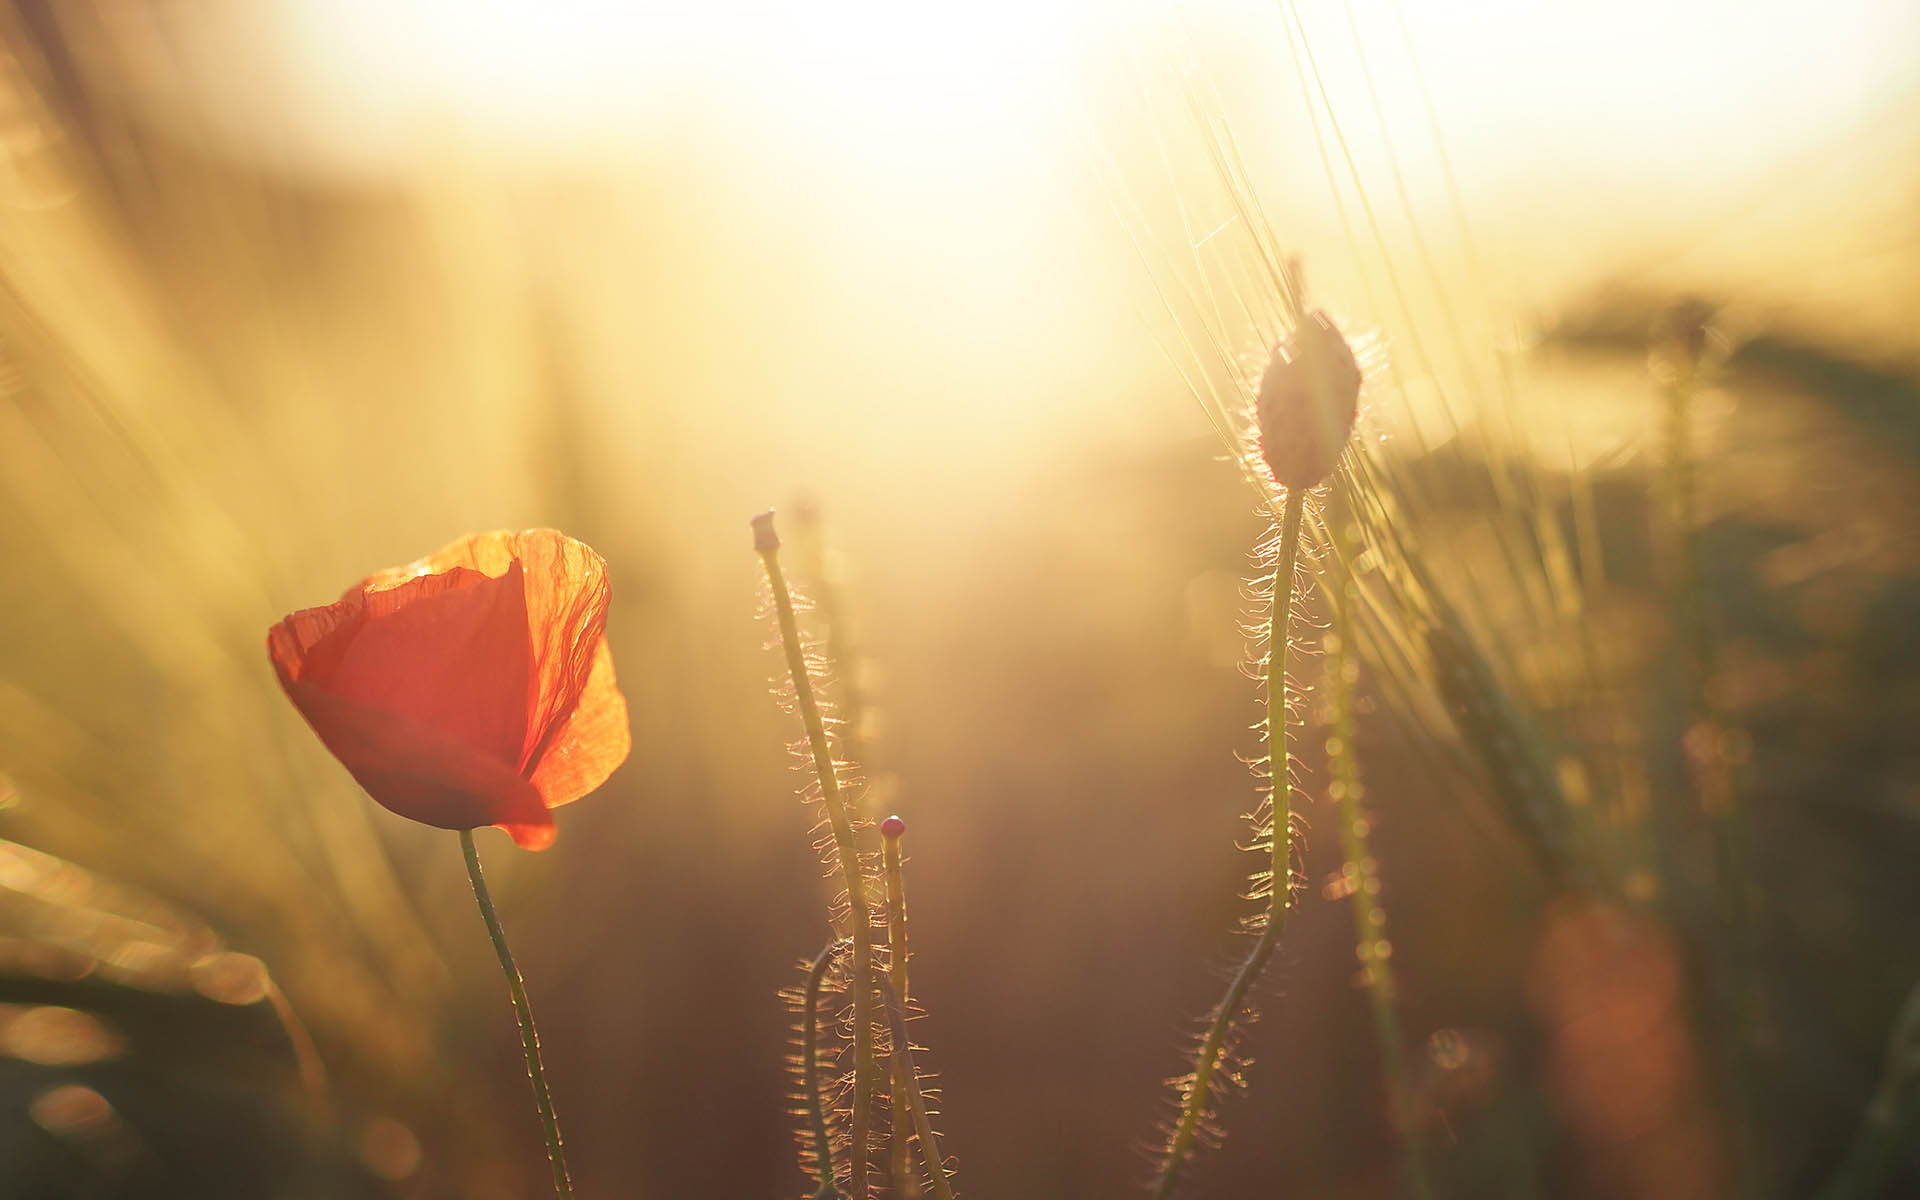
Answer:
1154 485 1306 1200
877 974 956 1200
460 829 574 1200
756 511 879 1200
803 939 845 1199
880 818 920 1198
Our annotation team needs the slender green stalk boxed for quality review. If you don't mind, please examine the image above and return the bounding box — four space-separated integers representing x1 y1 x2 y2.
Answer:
804 940 844 1200
876 974 956 1200
795 502 876 817
1154 486 1306 1199
757 512 878 1200
882 821 917 1198
459 830 572 1200
1326 534 1431 1200
882 827 911 1022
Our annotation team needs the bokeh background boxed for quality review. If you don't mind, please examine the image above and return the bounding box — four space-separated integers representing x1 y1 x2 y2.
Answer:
1 1 1917 1197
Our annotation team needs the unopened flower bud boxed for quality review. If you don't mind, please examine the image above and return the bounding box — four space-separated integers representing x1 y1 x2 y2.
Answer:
1256 311 1361 490
751 510 781 553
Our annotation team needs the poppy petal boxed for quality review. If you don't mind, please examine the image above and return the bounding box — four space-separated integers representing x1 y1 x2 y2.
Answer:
282 680 552 840
507 531 611 772
498 818 559 851
269 528 627 851
527 637 630 809
267 594 365 689
363 529 521 591
324 563 533 767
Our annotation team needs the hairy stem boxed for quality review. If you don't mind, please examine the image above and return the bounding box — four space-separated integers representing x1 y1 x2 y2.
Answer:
460 830 572 1200
877 975 956 1200
804 940 844 1200
758 513 878 1200
883 828 917 1197
1154 486 1306 1199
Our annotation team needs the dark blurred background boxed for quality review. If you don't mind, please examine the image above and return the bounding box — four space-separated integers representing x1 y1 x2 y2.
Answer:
0 2 1917 1197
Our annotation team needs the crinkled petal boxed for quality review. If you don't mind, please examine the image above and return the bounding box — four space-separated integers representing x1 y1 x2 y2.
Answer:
269 528 627 850
506 531 611 773
357 529 612 774
322 563 532 766
527 637 631 809
267 594 364 689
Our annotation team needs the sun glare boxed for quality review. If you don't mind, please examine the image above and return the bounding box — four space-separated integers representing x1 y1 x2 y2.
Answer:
174 0 1106 173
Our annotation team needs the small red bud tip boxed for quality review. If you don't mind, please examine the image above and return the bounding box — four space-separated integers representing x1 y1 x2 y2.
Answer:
751 510 780 553
880 814 906 840
1255 310 1361 491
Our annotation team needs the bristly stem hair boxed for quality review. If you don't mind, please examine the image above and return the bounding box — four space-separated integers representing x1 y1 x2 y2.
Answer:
803 940 844 1200
459 830 573 1200
756 511 880 1200
882 817 919 1198
878 973 957 1200
1153 483 1306 1199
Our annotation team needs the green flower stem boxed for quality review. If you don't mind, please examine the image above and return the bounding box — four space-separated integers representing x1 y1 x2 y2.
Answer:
877 975 956 1200
804 940 844 1200
758 514 879 1200
882 828 916 1197
1154 485 1306 1200
460 829 572 1200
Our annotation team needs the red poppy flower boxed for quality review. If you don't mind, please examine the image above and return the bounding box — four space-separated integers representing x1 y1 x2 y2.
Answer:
268 529 630 850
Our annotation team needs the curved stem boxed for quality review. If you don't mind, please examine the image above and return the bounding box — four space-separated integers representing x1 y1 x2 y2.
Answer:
1156 487 1306 1199
461 830 573 1199
804 940 844 1200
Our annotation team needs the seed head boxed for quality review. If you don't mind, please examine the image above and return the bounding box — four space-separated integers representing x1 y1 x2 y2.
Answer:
1255 311 1361 491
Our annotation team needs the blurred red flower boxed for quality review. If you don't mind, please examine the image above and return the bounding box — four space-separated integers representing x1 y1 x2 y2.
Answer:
268 529 630 850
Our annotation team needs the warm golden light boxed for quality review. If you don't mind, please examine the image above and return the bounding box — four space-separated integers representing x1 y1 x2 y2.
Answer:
0 2 1914 1197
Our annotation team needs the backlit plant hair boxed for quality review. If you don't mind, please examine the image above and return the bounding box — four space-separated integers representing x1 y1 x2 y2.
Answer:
756 510 882 1199
1153 295 1361 1197
790 938 847 1199
879 816 956 1200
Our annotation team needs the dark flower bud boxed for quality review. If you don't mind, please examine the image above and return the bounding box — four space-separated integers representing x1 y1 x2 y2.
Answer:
1255 310 1361 490
751 510 781 553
